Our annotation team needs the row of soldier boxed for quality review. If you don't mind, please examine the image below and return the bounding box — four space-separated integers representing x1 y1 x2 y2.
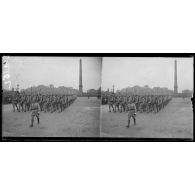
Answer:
12 92 77 113
106 94 172 113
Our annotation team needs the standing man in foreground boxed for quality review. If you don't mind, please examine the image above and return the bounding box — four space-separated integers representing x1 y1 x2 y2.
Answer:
126 98 137 128
30 97 40 127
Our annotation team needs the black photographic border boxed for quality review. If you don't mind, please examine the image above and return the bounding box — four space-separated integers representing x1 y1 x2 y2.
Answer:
0 53 194 142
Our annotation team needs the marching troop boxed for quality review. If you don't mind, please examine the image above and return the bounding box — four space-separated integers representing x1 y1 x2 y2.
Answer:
105 94 172 114
104 94 172 127
11 92 77 113
11 92 77 127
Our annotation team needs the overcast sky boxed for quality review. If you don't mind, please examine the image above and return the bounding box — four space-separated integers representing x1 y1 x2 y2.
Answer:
3 57 102 92
102 57 193 92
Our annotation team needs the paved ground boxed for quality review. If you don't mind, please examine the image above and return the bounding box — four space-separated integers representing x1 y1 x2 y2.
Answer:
101 98 193 138
2 97 100 137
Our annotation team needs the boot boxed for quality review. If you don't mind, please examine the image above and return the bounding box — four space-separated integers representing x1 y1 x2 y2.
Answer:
133 118 136 125
126 120 130 128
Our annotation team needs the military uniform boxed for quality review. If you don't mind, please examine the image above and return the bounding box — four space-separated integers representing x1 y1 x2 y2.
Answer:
108 95 115 112
12 94 19 112
30 102 40 127
126 102 136 128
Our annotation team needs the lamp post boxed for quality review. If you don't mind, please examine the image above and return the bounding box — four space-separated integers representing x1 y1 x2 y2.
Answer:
112 85 115 94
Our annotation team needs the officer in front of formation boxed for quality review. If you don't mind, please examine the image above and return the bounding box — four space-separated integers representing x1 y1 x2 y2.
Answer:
126 98 137 128
29 97 40 127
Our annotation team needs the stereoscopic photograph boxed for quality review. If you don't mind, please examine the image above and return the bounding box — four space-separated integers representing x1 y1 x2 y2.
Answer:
1 55 194 140
2 56 101 137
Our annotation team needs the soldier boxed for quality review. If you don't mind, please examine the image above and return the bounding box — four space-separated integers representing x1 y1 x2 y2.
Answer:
108 94 115 112
150 95 156 113
57 95 60 111
126 99 137 128
59 96 64 112
157 96 162 112
55 95 60 112
153 96 158 113
42 95 47 112
17 94 21 112
124 96 129 112
114 96 120 112
38 95 44 111
44 96 50 112
139 96 146 113
146 95 152 113
134 95 139 112
29 97 40 127
66 96 69 108
50 95 56 113
18 94 26 112
12 91 19 112
62 95 66 111
24 95 29 111
119 96 124 113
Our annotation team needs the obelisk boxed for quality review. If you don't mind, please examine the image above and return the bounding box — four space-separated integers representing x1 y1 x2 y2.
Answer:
79 59 83 94
174 60 178 95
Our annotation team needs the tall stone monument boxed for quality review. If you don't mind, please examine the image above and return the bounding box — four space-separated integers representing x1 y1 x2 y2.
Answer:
79 59 83 94
174 60 178 95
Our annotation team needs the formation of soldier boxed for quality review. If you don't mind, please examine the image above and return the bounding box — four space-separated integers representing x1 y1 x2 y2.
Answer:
106 94 172 114
11 92 77 113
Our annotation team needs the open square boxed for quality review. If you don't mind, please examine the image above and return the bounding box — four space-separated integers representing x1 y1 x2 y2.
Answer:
3 97 100 137
101 98 193 138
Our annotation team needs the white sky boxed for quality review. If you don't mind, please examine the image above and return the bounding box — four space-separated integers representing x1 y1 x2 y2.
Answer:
102 57 194 93
3 57 102 92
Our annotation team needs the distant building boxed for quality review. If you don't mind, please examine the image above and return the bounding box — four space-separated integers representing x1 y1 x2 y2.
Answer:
87 89 100 96
182 89 193 97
